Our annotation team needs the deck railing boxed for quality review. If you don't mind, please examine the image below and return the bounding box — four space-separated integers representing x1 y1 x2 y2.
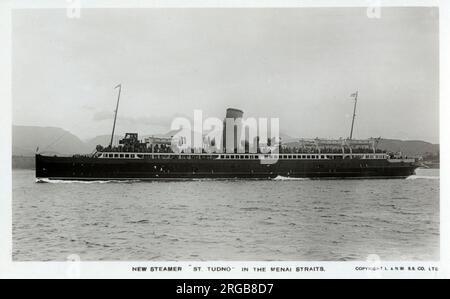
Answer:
96 152 391 160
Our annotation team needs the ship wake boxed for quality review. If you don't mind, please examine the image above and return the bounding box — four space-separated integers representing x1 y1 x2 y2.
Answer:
273 175 310 181
35 178 141 184
406 175 439 180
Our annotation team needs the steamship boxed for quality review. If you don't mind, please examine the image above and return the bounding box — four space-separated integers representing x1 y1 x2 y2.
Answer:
35 87 419 181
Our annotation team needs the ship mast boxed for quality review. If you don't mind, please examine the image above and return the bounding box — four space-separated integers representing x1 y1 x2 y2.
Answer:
109 84 122 148
349 91 358 140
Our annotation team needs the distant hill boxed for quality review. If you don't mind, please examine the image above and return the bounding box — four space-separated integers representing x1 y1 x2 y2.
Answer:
377 139 439 157
13 125 90 156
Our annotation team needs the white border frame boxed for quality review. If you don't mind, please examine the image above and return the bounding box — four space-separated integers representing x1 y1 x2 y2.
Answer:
0 0 448 279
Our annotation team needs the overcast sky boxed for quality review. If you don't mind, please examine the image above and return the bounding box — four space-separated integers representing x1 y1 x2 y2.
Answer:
12 7 439 143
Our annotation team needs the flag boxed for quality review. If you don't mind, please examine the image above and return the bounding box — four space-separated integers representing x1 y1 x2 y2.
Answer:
350 91 358 97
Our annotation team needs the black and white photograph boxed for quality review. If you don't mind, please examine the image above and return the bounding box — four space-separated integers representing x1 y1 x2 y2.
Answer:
1 0 449 280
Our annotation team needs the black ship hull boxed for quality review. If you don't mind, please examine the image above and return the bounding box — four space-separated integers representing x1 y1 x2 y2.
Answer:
36 154 418 181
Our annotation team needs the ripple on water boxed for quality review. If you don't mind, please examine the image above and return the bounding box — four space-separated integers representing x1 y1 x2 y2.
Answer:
13 169 440 261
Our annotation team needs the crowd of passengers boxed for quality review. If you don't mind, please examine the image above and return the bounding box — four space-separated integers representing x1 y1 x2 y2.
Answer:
279 147 386 154
99 144 386 155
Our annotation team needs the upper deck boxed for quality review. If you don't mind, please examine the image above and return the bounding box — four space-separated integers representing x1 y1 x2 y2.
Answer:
96 152 394 161
93 133 415 163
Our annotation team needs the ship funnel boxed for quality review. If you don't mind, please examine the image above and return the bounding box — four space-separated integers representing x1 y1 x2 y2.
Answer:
223 108 244 153
225 108 244 119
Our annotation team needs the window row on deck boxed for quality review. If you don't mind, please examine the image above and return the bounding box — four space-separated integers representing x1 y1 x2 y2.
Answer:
98 153 388 160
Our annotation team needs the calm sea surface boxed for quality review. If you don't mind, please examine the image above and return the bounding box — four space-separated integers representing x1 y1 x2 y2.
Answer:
13 169 439 261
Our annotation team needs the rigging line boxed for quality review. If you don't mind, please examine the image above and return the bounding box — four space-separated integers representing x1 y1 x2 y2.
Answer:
39 122 84 153
40 130 72 153
38 85 123 154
